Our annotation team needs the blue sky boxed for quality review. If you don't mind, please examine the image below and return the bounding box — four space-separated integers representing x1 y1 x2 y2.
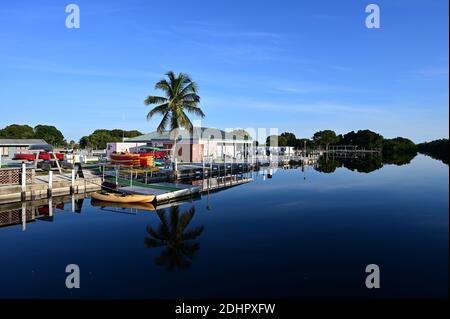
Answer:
0 0 448 143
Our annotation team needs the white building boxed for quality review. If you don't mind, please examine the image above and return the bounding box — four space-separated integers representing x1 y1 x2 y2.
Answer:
124 127 253 163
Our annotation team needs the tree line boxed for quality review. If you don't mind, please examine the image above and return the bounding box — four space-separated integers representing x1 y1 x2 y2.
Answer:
266 129 417 154
79 129 142 150
0 124 67 147
0 124 142 150
417 139 449 165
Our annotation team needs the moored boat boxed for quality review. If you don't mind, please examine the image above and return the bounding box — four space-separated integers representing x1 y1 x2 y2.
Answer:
90 191 155 203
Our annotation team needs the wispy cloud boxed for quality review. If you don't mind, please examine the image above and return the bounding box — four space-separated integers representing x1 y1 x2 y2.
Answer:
3 57 161 79
415 66 449 79
203 95 384 115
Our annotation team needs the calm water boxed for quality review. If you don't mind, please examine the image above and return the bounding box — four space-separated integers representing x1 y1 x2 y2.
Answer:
0 154 448 298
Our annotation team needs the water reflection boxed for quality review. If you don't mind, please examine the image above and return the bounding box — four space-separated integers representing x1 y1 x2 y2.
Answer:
0 194 85 230
91 199 155 212
144 206 204 272
314 152 417 174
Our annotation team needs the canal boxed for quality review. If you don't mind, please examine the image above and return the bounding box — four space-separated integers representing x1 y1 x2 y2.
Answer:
0 154 448 298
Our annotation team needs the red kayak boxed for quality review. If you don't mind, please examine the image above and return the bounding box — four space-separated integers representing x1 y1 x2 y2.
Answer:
14 153 65 161
13 153 35 161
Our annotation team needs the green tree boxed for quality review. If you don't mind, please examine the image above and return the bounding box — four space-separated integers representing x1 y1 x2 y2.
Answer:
0 124 35 139
342 130 384 149
144 206 204 271
78 129 143 149
417 139 449 165
79 136 90 149
382 137 417 155
312 130 339 150
294 138 314 150
266 134 287 146
34 125 65 146
315 158 340 173
144 71 205 133
280 132 297 146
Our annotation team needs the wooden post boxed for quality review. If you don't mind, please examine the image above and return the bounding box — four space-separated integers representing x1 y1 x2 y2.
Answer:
21 202 26 231
70 169 75 194
210 158 213 177
230 158 233 177
48 197 53 217
52 152 62 174
47 170 53 198
21 162 26 201
202 159 205 179
71 194 75 213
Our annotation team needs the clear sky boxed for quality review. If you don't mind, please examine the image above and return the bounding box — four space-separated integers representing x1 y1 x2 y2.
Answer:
0 0 448 143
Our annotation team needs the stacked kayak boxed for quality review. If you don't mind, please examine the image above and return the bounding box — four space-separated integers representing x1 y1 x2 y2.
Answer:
110 152 154 167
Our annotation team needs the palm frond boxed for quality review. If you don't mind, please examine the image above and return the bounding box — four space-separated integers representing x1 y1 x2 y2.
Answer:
179 81 198 95
155 79 173 97
182 93 200 103
183 104 205 118
166 71 177 83
144 96 168 105
181 226 204 241
156 112 170 133
146 103 169 120
180 73 193 85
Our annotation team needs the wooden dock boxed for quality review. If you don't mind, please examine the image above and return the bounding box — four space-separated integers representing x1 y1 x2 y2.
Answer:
0 170 102 204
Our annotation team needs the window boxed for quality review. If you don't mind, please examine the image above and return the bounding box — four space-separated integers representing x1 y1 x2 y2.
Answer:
0 147 9 156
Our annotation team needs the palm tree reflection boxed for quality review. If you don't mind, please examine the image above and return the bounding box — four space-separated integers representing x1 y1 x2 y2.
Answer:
145 206 204 271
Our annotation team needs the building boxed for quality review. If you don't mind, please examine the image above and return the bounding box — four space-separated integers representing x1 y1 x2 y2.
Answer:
123 127 253 163
105 142 145 157
258 146 296 156
0 139 47 161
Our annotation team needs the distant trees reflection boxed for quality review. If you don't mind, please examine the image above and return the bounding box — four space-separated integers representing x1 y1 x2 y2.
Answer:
314 151 417 174
145 206 204 271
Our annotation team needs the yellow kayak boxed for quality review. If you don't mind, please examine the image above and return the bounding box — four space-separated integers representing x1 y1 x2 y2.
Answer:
91 199 155 211
91 192 155 203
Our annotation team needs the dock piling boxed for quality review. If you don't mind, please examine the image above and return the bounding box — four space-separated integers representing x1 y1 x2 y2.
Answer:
47 170 53 198
70 169 75 194
21 162 26 201
21 202 26 231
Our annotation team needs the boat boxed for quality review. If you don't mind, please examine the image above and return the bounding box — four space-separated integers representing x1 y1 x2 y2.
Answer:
91 199 155 211
90 191 155 203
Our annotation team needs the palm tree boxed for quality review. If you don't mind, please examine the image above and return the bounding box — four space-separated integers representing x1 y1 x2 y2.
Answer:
144 206 204 271
144 71 205 133
145 71 205 161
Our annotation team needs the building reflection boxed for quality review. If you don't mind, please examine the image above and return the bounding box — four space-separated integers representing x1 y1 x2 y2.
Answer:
0 194 85 230
145 205 204 272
